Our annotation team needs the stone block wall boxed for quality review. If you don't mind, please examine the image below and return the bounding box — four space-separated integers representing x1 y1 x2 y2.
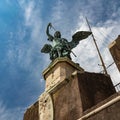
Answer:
51 72 116 120
77 72 116 111
109 35 120 72
78 92 120 120
24 101 39 120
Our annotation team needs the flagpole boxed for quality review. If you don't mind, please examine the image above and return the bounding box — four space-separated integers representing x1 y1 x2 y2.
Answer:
85 17 108 74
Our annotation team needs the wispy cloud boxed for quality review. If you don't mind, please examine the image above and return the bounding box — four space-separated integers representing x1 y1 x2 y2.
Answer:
72 15 120 84
19 0 43 41
51 0 65 24
2 0 120 119
24 1 34 25
5 0 44 75
3 0 45 116
43 0 120 84
0 100 25 120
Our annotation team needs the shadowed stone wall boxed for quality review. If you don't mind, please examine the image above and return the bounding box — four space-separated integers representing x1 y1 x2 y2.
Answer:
24 101 39 120
52 72 115 120
77 72 116 111
78 92 120 120
109 35 120 72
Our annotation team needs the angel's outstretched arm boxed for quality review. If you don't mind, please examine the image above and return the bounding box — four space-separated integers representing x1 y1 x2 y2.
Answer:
46 23 54 41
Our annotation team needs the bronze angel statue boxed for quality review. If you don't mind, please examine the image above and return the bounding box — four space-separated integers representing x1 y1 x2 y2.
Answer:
41 23 92 61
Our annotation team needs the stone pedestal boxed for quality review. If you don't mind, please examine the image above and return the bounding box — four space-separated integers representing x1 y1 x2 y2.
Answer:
42 57 84 91
23 57 116 120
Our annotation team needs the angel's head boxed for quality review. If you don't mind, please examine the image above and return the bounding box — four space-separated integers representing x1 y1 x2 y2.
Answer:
54 31 61 38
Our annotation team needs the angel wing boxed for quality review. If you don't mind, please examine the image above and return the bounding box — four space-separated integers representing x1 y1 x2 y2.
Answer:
72 31 92 42
41 44 52 53
69 31 92 49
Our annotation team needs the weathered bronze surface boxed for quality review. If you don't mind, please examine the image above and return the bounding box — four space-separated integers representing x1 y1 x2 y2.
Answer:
41 23 92 61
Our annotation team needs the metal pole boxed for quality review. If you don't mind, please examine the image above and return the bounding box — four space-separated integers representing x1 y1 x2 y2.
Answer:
85 17 108 74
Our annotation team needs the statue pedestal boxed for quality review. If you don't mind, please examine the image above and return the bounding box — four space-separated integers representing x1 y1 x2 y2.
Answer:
43 57 84 91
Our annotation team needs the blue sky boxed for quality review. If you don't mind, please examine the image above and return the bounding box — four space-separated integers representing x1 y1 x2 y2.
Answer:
0 0 120 119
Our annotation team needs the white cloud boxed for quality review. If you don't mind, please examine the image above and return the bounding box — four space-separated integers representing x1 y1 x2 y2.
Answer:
3 0 120 119
18 0 43 42
51 0 65 25
24 1 34 26
0 101 6 120
43 0 120 85
6 0 43 70
5 0 45 103
72 14 120 84
0 100 25 120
